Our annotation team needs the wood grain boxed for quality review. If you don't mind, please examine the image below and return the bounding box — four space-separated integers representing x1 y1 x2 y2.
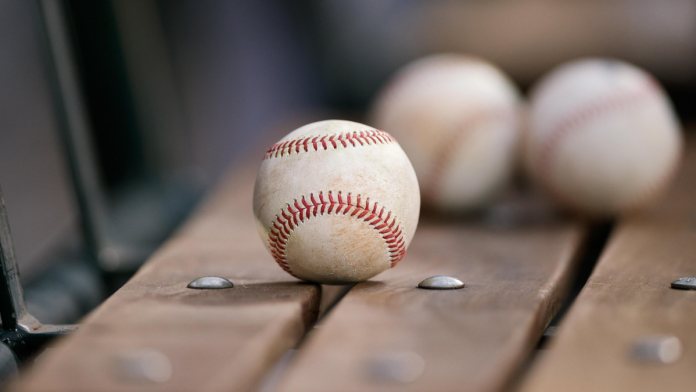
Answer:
518 134 696 392
12 163 321 392
277 215 586 392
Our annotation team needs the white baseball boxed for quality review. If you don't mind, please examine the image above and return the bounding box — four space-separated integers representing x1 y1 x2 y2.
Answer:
525 58 683 216
253 120 420 284
370 54 521 212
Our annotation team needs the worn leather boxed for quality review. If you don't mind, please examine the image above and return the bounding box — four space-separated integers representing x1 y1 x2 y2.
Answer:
371 54 521 212
253 120 420 284
526 59 683 216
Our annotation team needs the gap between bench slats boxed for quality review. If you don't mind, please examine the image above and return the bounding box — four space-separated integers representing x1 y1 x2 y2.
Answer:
518 133 696 392
276 215 587 392
12 163 322 392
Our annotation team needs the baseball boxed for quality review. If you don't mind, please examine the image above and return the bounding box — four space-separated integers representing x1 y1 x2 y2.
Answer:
253 120 420 284
525 58 683 217
370 54 521 212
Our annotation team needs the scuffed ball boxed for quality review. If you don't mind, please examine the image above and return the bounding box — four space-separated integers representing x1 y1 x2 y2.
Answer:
525 58 682 217
371 54 522 212
253 120 420 284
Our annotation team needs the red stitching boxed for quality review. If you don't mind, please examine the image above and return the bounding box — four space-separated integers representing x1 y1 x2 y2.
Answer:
423 108 514 206
536 79 662 211
267 191 407 278
263 130 397 160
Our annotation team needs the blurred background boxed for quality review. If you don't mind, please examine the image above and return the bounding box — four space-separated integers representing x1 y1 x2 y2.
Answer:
0 0 695 372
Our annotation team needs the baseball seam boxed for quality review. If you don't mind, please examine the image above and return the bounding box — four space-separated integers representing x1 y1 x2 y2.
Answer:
535 79 670 212
264 129 397 160
267 191 406 278
423 108 514 206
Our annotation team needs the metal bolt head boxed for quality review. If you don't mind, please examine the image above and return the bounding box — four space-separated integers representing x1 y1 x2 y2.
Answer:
417 276 464 290
115 348 172 383
367 351 425 383
671 277 696 290
187 276 234 289
629 335 682 364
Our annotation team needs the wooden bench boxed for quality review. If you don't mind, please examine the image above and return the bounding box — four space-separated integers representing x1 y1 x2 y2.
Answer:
12 134 696 392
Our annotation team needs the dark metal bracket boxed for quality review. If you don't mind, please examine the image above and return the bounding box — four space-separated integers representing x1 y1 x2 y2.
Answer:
0 186 76 360
37 0 182 276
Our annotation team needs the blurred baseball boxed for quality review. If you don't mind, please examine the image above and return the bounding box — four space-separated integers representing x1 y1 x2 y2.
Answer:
370 54 521 212
253 120 420 284
525 59 683 216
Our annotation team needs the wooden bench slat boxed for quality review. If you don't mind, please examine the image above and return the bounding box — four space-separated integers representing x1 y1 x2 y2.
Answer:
277 217 586 392
518 135 696 392
13 166 321 392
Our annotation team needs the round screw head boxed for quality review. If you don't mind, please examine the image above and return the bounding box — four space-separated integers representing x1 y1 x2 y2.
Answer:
115 348 172 383
366 351 425 383
417 276 465 290
671 277 696 290
629 335 682 364
187 276 234 289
